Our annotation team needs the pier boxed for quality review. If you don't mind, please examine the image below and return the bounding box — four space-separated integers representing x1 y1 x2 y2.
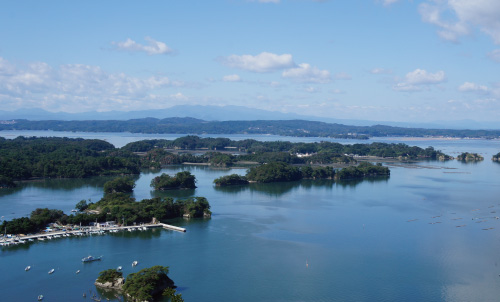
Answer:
0 222 186 246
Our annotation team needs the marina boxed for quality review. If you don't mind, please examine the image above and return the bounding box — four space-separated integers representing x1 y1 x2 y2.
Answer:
0 223 185 246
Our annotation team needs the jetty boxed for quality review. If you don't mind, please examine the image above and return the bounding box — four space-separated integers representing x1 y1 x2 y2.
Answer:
0 222 185 246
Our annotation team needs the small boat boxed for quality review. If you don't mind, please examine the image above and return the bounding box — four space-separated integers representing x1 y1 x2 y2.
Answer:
76 270 80 274
38 294 44 301
132 261 138 267
82 255 102 262
25 266 31 271
48 269 55 274
117 266 122 271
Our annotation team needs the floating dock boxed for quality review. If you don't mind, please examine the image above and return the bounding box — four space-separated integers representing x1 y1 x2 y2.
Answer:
0 222 185 246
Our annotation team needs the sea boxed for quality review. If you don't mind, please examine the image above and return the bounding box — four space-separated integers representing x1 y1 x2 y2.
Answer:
1 130 500 302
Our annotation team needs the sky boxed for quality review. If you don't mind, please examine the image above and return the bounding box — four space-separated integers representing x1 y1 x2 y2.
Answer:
0 0 499 123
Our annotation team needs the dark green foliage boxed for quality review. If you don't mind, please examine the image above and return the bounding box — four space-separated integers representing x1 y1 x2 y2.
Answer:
213 174 249 186
182 197 211 217
103 177 135 194
493 152 500 161
123 266 175 302
238 152 302 164
246 162 302 183
335 162 390 180
163 288 184 302
0 137 141 181
150 171 196 190
75 200 89 211
305 152 355 165
456 152 484 161
30 208 64 230
204 152 235 167
97 269 123 283
306 166 336 179
1 217 36 234
0 175 16 188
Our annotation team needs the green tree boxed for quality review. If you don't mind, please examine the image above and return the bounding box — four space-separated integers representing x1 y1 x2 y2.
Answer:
103 177 135 194
75 200 89 211
123 266 175 302
97 269 123 283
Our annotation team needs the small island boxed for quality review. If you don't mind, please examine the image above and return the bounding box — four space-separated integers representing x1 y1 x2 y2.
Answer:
95 265 183 302
213 174 249 186
150 171 197 190
456 152 484 162
492 152 500 161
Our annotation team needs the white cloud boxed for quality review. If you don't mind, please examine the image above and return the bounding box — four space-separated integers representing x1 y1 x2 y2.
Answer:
282 63 331 83
393 68 446 91
405 68 446 85
112 37 173 55
222 74 241 82
0 57 182 112
458 82 489 93
419 0 500 44
220 52 295 73
488 49 500 62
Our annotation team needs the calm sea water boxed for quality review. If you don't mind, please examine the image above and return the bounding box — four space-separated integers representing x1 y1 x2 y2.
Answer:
2 131 500 301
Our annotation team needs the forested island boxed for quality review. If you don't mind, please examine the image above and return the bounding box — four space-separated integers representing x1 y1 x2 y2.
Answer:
493 152 500 161
214 162 389 186
456 152 484 162
0 176 211 235
2 117 500 139
150 171 197 190
95 265 183 302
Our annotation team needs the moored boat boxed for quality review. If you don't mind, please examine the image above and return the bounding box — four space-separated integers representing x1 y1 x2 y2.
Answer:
25 266 31 271
82 255 102 262
48 269 54 274
38 294 43 301
132 260 138 266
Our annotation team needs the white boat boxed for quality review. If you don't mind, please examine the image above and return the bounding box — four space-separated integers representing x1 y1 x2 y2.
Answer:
82 255 102 262
132 261 138 267
48 269 55 274
117 266 122 271
76 270 80 274
38 294 44 301
25 266 31 271
28 238 34 242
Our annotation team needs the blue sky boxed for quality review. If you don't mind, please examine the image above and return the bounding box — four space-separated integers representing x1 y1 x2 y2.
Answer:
1 0 499 123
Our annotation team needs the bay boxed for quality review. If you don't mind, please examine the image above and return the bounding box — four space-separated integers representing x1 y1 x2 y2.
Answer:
1 131 500 301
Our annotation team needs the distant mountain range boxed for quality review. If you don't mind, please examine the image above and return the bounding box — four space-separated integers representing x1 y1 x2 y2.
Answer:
0 105 499 130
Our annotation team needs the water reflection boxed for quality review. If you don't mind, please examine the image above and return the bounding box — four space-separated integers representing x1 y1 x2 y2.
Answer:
214 176 390 197
151 188 197 199
0 175 139 198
